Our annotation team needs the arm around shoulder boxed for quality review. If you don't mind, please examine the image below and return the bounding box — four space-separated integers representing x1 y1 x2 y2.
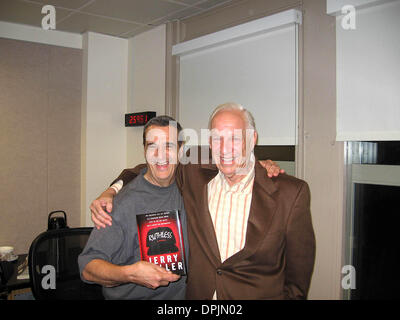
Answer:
111 164 147 186
90 164 147 229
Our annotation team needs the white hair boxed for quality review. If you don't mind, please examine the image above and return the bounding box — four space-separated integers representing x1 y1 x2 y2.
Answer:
208 102 256 132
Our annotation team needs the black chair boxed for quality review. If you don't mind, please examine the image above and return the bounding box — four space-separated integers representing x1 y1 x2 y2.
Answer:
28 227 104 300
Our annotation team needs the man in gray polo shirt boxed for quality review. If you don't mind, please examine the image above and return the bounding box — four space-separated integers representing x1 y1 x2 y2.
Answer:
78 116 188 300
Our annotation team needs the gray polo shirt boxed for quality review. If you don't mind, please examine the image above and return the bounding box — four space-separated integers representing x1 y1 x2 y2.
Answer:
78 169 188 300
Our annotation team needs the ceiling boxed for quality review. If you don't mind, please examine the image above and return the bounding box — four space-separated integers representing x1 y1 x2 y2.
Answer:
0 0 236 38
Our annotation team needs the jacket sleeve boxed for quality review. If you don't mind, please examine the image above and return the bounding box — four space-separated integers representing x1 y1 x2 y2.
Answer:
174 164 185 193
110 164 147 187
284 181 316 299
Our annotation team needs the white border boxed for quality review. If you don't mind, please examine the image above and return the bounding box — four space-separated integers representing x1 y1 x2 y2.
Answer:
326 0 398 16
0 21 82 49
336 131 400 141
172 9 302 57
352 164 400 187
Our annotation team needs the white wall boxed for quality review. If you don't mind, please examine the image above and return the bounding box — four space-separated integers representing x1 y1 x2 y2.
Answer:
127 25 166 167
81 32 128 226
81 26 166 225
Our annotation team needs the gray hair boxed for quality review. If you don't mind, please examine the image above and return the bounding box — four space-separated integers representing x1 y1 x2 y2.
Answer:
208 102 256 132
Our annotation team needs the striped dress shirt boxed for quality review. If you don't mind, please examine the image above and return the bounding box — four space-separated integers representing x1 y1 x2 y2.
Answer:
207 158 255 263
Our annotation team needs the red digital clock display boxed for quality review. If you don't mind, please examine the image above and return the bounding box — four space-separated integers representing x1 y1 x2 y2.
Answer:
125 112 156 127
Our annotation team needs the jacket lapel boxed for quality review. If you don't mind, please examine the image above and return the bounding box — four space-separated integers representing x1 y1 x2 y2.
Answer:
199 182 222 263
191 164 222 265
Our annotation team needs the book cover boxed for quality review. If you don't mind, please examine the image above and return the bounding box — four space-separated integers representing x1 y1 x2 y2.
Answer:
136 210 187 276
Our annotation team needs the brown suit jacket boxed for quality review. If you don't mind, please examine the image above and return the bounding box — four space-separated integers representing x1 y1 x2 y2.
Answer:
114 162 316 300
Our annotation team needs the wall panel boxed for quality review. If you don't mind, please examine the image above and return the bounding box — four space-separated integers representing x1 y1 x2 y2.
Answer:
0 38 82 254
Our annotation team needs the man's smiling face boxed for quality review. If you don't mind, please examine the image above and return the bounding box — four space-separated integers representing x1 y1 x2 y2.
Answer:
210 109 257 185
144 125 179 187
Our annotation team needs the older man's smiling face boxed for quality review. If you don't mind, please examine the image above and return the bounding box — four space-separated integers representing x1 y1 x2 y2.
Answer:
210 110 257 185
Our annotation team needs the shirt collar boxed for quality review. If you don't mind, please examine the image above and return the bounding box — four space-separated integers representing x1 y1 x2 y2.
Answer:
217 153 255 193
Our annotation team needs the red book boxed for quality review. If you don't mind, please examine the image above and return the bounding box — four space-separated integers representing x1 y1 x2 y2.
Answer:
136 210 187 276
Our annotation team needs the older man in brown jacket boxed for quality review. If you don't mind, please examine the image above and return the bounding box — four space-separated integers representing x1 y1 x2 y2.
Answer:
91 103 315 300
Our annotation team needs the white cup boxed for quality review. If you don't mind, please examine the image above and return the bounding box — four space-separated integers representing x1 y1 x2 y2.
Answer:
0 246 15 261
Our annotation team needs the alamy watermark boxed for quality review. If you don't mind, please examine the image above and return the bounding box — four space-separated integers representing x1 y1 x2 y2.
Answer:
341 265 356 290
143 123 257 175
341 5 356 30
41 5 56 30
41 265 56 289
